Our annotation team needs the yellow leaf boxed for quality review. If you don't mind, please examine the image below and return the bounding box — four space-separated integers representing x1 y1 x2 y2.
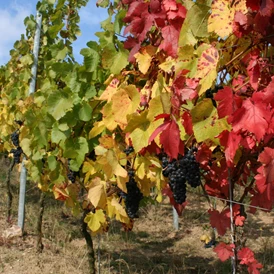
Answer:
198 69 218 95
99 77 119 102
135 46 156 74
106 150 127 178
21 138 32 157
116 176 128 193
135 51 152 75
89 121 105 139
147 96 164 121
208 0 233 38
88 178 107 209
95 145 108 155
101 102 118 131
130 128 150 152
107 197 129 223
196 45 219 79
82 160 101 183
200 234 211 244
84 209 107 233
111 85 140 127
98 135 115 149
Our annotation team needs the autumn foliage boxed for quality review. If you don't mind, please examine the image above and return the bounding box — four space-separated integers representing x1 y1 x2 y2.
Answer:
1 0 274 273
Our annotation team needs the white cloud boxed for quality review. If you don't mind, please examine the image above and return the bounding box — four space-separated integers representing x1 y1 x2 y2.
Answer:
0 1 33 65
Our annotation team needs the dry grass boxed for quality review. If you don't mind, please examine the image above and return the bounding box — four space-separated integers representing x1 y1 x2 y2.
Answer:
0 157 273 274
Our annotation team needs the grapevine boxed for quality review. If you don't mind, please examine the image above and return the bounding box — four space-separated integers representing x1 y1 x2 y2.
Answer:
0 0 274 273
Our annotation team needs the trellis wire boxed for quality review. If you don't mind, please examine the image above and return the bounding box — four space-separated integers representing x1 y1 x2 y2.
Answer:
18 12 42 231
188 190 271 212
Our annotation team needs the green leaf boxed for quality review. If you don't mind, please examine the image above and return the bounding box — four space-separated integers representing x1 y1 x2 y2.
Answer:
79 102 92 121
187 3 210 37
80 48 100 72
96 0 109 8
101 43 128 75
21 138 32 157
47 90 74 120
114 9 126 33
20 54 33 65
62 137 89 169
191 99 230 143
47 0 56 4
48 155 57 171
51 122 69 143
56 47 68 60
48 23 65 39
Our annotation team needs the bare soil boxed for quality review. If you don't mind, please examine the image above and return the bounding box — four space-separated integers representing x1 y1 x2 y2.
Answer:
0 158 273 274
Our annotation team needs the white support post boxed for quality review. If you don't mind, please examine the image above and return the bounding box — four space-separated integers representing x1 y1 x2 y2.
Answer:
173 207 179 230
18 12 42 232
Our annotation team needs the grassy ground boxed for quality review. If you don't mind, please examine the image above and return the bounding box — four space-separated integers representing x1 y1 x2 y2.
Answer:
0 157 273 274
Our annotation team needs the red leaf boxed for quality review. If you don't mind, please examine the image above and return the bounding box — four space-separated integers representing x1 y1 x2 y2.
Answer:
148 120 170 144
252 147 274 212
208 209 230 236
260 0 274 17
182 111 193 135
247 60 260 91
214 87 241 119
246 0 260 11
172 73 198 102
213 242 234 262
247 260 263 274
235 215 245 226
139 140 161 155
238 247 256 265
233 12 253 38
124 36 141 62
196 143 212 166
160 119 181 159
159 25 179 57
262 76 274 107
257 147 274 185
232 98 270 140
218 130 242 165
155 113 171 120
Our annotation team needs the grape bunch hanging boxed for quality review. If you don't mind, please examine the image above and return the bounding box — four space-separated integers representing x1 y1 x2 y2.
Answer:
10 130 23 164
119 169 143 219
161 148 201 204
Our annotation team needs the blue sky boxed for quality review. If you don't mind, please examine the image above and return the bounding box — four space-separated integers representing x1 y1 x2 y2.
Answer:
0 0 108 65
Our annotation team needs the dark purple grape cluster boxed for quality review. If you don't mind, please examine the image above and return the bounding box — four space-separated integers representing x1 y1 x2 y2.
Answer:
124 146 134 156
11 131 19 147
10 147 23 164
10 130 23 163
119 169 143 219
161 156 187 204
161 148 201 204
67 170 77 183
67 159 78 183
179 148 201 188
